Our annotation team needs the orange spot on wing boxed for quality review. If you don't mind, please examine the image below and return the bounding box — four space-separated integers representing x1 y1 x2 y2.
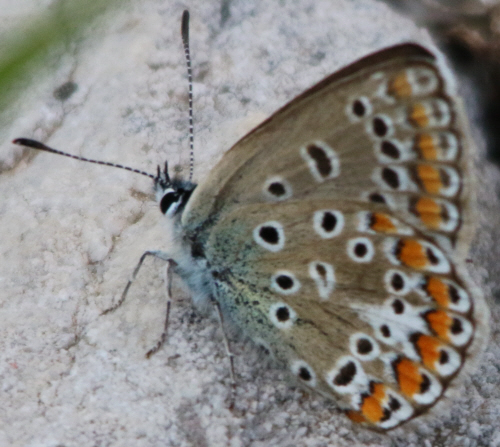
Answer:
426 277 450 307
397 239 428 269
361 396 385 423
410 103 429 127
371 383 387 402
390 72 412 97
416 335 441 370
371 213 397 233
348 383 392 426
395 358 422 397
417 134 438 160
346 410 366 424
425 310 452 341
415 197 442 229
417 164 442 194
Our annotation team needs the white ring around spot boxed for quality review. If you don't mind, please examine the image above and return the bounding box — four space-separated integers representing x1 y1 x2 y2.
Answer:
384 269 412 295
347 237 375 263
349 333 380 361
345 96 373 122
366 114 394 139
300 140 340 182
309 261 335 300
271 270 301 295
269 302 297 330
313 209 344 238
263 175 293 201
326 356 367 395
290 360 317 387
253 221 285 252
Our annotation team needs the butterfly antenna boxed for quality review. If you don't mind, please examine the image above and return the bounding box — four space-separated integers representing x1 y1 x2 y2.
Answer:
12 138 156 180
181 10 194 183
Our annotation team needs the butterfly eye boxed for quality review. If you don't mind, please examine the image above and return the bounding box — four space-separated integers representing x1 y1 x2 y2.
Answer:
160 191 181 215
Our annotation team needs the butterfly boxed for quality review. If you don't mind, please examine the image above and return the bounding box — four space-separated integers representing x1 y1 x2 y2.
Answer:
14 11 489 431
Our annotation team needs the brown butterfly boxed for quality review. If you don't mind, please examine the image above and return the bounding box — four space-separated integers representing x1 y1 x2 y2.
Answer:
14 11 489 430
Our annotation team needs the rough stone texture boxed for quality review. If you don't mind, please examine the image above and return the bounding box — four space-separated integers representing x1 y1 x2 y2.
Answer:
1 0 499 446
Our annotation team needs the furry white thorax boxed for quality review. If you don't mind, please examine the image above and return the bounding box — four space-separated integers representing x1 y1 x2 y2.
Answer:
160 204 215 315
153 161 211 310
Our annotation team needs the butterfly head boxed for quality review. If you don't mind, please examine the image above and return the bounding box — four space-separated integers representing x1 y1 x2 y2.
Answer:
155 161 196 218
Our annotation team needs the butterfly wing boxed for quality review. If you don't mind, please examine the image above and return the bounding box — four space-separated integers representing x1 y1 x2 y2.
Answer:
183 44 474 256
181 44 488 429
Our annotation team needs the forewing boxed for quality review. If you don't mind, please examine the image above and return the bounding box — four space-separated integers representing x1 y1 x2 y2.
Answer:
183 44 475 257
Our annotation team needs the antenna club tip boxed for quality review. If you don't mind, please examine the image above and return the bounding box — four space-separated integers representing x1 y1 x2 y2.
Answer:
181 10 190 41
12 138 46 149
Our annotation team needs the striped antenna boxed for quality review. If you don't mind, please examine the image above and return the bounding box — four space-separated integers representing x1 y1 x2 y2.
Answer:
12 138 156 180
181 10 194 182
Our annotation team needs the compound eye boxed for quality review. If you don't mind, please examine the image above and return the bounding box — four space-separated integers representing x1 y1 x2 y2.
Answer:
160 191 180 215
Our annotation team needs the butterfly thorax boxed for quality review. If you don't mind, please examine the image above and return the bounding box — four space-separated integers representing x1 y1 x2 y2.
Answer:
154 164 218 310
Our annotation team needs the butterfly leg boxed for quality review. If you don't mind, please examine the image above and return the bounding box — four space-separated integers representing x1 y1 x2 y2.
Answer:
146 258 177 358
101 250 173 315
211 298 236 407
